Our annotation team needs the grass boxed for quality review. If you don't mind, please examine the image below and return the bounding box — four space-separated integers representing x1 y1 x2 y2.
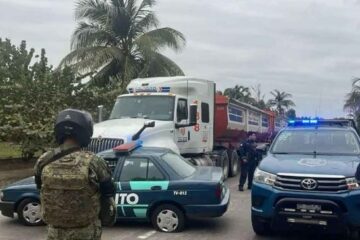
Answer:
0 142 22 159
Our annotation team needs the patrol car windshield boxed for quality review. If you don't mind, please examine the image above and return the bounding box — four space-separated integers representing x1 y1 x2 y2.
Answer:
161 153 196 178
271 129 360 155
110 96 175 121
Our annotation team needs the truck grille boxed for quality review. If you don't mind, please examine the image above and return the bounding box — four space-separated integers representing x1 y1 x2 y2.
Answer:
85 138 124 153
275 174 348 192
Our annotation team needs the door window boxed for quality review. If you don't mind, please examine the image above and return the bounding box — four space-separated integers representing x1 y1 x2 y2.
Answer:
120 158 165 181
201 102 210 123
177 99 188 122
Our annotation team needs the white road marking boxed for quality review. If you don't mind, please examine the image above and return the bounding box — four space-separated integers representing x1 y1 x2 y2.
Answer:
137 230 156 239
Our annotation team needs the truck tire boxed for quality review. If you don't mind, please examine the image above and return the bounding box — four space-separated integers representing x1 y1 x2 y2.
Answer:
251 214 272 236
228 150 239 177
220 150 229 180
17 198 44 226
151 204 185 233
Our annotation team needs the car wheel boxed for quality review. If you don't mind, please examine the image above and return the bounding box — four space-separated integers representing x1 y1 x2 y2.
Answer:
251 214 272 236
151 204 185 233
17 198 44 226
228 149 239 177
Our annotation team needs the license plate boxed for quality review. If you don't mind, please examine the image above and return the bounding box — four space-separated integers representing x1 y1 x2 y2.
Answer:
296 204 321 212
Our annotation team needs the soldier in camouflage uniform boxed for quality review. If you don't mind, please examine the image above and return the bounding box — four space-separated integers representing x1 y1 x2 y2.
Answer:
34 109 116 240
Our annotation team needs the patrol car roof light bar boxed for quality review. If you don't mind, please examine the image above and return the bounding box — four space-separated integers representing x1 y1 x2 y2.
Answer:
288 118 355 128
113 140 143 153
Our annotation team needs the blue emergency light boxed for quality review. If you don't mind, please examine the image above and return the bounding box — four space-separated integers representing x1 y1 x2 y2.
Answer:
288 119 319 126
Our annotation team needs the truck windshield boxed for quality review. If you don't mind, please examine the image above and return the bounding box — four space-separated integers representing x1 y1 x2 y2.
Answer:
110 96 175 121
271 129 360 155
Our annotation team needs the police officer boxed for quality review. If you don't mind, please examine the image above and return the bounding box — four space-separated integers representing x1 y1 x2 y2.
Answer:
34 109 116 240
238 132 258 191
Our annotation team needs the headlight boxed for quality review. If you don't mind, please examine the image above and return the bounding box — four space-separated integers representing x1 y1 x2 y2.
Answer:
0 190 3 201
346 177 360 190
254 168 276 186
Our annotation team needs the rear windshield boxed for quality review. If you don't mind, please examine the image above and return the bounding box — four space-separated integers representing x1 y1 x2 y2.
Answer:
271 129 360 155
161 152 196 178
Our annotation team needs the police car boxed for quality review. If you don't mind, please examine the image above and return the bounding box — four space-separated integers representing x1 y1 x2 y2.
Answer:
0 141 230 233
252 119 360 238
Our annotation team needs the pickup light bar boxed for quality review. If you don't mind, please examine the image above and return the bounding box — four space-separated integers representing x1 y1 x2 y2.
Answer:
128 86 171 93
288 119 318 126
113 140 143 153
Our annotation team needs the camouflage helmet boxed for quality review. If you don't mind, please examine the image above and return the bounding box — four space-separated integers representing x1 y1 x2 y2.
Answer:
54 109 93 147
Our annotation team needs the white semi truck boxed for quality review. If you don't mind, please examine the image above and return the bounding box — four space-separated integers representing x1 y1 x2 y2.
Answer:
88 77 283 179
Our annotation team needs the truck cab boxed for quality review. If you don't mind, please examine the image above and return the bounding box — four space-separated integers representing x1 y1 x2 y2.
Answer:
251 119 360 237
89 77 215 156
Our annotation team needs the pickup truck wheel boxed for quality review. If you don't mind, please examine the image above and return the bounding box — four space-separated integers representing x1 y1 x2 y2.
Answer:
151 204 185 233
17 198 43 226
228 150 239 177
221 151 229 180
251 214 271 236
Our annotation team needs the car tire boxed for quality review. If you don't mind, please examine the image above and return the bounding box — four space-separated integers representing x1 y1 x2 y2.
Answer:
17 198 44 226
151 204 185 233
228 149 239 177
251 214 272 236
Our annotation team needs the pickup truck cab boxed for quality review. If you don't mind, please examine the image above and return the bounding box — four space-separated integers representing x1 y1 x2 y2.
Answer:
0 141 229 233
251 119 360 238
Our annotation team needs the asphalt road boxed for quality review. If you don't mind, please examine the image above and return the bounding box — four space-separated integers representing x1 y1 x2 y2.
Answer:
0 177 343 240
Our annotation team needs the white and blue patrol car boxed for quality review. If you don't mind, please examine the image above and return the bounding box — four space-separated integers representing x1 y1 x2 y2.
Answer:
0 141 230 233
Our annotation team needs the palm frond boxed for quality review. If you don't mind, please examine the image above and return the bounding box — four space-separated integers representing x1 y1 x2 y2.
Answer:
59 46 124 72
135 27 186 52
71 22 118 49
75 0 110 23
139 52 184 77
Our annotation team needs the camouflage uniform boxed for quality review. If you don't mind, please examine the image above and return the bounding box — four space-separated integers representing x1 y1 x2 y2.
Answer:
34 143 115 240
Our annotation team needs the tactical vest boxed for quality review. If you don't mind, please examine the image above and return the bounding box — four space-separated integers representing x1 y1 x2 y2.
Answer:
41 152 100 228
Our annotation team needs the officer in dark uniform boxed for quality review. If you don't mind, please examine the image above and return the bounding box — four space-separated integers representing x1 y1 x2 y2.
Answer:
238 132 258 191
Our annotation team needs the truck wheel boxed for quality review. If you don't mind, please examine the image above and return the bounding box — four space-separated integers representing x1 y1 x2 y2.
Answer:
151 204 185 233
228 150 239 177
220 151 229 180
251 214 272 236
17 198 44 226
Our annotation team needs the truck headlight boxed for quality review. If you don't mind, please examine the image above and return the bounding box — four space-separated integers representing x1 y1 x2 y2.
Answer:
346 177 360 190
254 169 276 186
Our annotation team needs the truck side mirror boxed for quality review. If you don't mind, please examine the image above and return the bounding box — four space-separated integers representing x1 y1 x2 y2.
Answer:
144 121 155 128
189 104 197 126
98 105 104 123
132 121 156 141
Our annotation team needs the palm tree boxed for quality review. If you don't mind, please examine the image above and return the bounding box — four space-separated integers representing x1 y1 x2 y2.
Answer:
267 90 295 116
224 85 255 104
60 0 186 88
344 78 360 126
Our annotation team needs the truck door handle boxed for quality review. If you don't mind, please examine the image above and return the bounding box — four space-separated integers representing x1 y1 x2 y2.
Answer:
151 186 162 191
188 131 190 141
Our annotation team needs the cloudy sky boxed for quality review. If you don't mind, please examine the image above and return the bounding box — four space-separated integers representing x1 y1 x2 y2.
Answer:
1 0 360 118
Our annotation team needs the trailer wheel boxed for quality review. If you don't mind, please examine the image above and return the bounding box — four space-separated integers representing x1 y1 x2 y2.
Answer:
220 150 229 180
228 150 239 177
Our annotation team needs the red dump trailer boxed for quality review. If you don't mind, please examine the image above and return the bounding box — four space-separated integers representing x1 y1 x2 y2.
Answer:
214 94 281 150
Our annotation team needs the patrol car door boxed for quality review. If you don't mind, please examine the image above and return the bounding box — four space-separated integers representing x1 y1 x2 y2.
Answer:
116 157 169 218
